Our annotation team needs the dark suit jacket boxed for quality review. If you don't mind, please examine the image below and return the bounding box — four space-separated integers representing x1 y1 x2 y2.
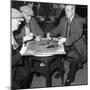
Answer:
16 17 44 39
12 46 22 87
50 14 87 61
12 47 22 66
12 34 33 89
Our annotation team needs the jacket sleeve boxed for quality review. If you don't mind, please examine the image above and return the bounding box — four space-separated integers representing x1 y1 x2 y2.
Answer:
14 29 24 47
31 18 44 37
15 27 25 39
65 18 85 46
12 50 22 66
50 18 64 37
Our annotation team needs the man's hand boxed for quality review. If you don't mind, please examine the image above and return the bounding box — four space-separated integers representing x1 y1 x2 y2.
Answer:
58 37 66 44
47 32 52 40
35 35 41 41
23 33 33 42
19 44 27 55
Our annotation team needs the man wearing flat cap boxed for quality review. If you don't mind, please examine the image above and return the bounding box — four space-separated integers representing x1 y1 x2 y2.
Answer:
15 5 44 42
12 8 25 64
12 8 33 89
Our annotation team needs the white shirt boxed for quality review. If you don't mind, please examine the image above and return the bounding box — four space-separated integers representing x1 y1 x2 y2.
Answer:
25 25 30 36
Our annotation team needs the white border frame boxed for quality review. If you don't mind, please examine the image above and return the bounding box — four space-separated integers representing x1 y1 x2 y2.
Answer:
0 0 89 90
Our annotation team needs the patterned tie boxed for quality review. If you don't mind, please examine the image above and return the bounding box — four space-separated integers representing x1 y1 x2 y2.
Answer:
66 19 71 37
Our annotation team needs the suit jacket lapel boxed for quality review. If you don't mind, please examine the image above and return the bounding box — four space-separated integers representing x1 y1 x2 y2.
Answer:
29 18 32 33
70 14 77 34
19 26 26 37
63 18 68 37
29 17 37 35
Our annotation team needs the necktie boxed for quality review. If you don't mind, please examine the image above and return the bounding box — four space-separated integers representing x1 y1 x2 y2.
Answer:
29 23 32 33
66 19 71 37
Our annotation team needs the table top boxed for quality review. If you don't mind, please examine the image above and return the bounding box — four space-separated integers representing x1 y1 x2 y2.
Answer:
23 38 66 57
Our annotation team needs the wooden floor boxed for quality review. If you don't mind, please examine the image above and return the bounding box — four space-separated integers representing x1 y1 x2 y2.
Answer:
30 61 88 88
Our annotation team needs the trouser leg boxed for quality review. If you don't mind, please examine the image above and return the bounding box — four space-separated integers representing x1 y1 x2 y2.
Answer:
64 48 81 85
66 62 79 82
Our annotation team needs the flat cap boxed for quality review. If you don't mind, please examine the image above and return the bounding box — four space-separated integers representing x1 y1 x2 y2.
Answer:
12 8 24 21
20 5 34 16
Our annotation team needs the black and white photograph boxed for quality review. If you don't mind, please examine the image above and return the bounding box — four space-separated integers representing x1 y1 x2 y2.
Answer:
11 0 87 89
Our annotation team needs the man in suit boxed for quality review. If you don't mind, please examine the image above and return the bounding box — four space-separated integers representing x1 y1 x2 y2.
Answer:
48 5 86 86
12 8 27 68
15 5 44 42
12 8 33 89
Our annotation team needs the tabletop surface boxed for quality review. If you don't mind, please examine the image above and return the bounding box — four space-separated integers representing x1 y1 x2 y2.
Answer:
23 38 66 57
